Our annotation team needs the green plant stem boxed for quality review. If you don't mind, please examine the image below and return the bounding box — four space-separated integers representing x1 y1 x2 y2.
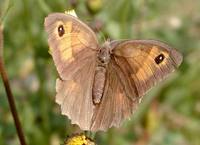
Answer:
0 25 27 145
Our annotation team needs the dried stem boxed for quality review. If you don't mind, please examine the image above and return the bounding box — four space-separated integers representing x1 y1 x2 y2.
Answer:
0 24 27 145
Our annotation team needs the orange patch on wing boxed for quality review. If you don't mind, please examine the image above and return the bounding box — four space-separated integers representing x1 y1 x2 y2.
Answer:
55 21 75 61
134 46 169 81
64 21 73 34
62 22 73 61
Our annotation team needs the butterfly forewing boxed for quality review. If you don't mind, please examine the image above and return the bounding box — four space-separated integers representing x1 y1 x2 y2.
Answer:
44 13 98 80
111 40 183 98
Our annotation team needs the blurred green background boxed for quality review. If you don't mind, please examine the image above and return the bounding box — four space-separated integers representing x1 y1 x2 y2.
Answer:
0 0 200 145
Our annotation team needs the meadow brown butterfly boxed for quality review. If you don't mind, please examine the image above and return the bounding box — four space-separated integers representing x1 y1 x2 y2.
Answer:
44 12 183 131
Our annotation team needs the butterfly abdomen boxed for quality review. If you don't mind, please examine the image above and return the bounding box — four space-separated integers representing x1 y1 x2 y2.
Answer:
92 66 106 105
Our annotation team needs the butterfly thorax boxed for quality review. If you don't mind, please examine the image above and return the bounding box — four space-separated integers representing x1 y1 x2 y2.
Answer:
92 41 112 105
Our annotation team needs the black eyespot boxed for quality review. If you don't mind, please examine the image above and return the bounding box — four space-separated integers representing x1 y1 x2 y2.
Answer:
58 25 65 37
155 53 165 64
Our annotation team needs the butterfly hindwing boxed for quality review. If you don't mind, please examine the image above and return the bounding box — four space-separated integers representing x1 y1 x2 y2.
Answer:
55 54 96 130
90 59 138 131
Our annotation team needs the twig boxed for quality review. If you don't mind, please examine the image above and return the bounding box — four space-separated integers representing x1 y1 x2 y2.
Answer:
0 24 27 145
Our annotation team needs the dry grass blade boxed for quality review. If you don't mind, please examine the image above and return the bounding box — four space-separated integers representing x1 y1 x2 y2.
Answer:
0 23 27 145
0 24 3 57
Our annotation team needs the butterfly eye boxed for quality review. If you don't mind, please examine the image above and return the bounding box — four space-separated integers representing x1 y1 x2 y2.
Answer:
58 25 65 37
155 53 165 64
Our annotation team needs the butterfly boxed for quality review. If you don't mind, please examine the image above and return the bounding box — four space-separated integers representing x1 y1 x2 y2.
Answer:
44 12 183 131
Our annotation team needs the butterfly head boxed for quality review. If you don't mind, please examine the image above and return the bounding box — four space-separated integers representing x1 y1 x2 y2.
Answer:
98 41 112 64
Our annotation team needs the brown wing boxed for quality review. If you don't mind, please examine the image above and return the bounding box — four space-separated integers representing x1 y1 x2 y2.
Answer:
44 13 98 79
90 59 138 131
55 55 96 130
90 40 182 131
44 13 98 130
112 39 183 98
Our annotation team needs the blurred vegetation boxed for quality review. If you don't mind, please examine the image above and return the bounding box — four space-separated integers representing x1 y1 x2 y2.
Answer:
0 0 200 145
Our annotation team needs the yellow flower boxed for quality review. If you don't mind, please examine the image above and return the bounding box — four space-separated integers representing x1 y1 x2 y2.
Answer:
64 134 96 145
